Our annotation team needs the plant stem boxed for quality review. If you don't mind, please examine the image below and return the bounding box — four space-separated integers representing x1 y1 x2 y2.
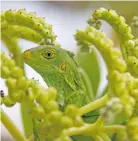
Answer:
103 125 126 133
65 117 103 137
103 125 127 140
99 133 112 141
79 94 108 116
64 124 92 136
1 109 27 141
1 35 24 68
21 102 33 137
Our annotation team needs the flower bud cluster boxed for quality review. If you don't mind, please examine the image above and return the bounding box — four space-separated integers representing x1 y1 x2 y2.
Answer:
122 39 138 77
1 9 58 45
127 117 138 141
75 26 127 73
87 17 101 30
1 52 24 106
131 16 138 28
37 104 84 141
1 52 48 106
100 97 123 123
91 8 134 41
110 71 138 114
75 8 138 122
89 8 138 77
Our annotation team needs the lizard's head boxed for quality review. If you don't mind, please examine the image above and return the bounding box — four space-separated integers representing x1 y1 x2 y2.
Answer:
23 45 75 73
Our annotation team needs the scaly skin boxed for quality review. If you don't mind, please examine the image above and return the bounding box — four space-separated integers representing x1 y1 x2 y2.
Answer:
23 45 96 140
23 45 91 108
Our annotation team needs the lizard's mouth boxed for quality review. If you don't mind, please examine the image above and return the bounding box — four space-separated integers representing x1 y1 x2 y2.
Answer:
24 58 50 68
23 53 51 68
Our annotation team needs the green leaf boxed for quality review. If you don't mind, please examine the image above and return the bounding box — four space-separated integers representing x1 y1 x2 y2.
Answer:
72 135 93 141
21 102 33 137
76 48 101 98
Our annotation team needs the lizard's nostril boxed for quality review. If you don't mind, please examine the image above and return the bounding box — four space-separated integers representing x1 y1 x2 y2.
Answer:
23 50 31 59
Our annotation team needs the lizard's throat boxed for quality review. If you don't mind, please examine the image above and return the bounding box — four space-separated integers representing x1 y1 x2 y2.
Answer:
40 71 64 90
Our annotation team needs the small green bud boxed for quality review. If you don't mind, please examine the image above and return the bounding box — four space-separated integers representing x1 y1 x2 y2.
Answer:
87 17 96 25
47 100 59 111
5 9 15 22
26 87 35 101
11 90 24 102
3 96 15 107
124 104 133 117
131 89 138 101
93 8 105 20
1 66 11 78
115 81 126 95
36 92 49 106
65 105 79 117
11 67 24 78
112 103 123 113
31 105 45 119
86 26 94 33
134 21 138 27
60 116 73 128
17 76 28 89
114 59 127 72
47 87 57 101
110 48 121 59
34 22 44 32
28 79 37 86
117 130 128 141
48 111 62 124
127 117 138 141
8 60 16 68
43 101 58 113
6 78 17 89
132 16 138 22
95 21 101 30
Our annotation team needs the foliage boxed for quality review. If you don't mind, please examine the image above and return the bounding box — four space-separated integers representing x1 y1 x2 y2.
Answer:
1 8 138 141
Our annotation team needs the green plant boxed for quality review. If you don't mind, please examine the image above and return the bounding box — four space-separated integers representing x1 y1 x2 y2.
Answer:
1 8 138 141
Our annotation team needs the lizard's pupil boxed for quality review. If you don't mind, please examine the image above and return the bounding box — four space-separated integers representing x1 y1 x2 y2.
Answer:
47 52 51 57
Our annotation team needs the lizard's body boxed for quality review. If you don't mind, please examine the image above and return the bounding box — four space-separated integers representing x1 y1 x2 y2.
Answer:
23 45 90 108
23 45 95 141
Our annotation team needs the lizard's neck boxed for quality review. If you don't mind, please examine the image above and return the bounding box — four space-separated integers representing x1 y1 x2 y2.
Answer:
37 69 89 107
42 71 64 88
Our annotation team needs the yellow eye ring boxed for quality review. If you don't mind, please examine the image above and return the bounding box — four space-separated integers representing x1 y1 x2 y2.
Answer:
43 50 55 59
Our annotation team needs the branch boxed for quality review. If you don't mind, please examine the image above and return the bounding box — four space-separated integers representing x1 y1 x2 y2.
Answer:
1 109 27 141
79 94 108 116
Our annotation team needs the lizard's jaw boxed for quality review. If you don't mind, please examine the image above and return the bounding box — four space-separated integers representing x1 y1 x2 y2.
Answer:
22 53 51 71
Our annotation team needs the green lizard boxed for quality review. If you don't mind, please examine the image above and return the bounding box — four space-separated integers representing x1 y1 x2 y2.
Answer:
23 45 97 140
23 45 93 107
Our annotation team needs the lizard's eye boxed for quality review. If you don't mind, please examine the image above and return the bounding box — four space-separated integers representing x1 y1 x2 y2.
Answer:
43 50 55 59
